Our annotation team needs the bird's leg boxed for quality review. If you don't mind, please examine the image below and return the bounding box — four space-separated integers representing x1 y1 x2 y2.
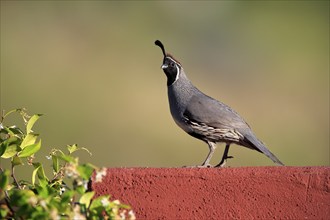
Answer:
200 141 216 167
215 143 233 168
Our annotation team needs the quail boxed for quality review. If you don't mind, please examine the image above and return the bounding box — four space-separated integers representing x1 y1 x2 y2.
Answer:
154 40 284 167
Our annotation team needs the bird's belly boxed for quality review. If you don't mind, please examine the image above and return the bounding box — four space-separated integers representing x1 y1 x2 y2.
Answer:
168 107 190 133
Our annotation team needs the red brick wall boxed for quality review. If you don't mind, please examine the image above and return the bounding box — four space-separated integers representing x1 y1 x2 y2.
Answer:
92 167 330 219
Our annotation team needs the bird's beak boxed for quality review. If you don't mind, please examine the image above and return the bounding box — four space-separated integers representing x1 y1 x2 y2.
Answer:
161 64 168 69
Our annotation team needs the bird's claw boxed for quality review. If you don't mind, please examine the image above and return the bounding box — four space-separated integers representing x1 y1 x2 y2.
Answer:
214 155 234 168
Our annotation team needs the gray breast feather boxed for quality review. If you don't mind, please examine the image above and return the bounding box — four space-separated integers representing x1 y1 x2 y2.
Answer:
183 94 250 131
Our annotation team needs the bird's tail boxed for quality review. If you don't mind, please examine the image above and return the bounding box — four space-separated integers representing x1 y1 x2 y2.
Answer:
243 132 284 166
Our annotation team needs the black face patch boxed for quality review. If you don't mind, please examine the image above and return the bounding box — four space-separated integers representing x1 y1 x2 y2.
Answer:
162 57 181 86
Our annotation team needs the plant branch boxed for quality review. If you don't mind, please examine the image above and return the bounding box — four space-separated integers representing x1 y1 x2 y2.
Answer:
51 163 66 182
11 165 21 190
0 168 17 219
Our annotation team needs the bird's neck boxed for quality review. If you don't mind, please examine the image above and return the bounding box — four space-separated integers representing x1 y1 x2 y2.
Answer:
167 69 196 114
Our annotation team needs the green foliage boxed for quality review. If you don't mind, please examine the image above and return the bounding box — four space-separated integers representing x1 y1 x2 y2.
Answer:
0 109 135 220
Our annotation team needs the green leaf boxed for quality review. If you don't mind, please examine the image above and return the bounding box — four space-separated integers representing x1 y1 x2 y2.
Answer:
1 144 20 158
0 136 21 157
7 126 24 136
52 155 59 173
1 126 23 139
0 169 10 189
18 140 41 158
3 109 19 119
20 133 38 149
0 207 9 219
32 165 40 185
0 142 7 157
12 155 23 166
26 114 42 134
67 144 78 154
39 178 48 188
58 154 75 163
35 184 49 198
67 144 92 156
32 162 48 182
90 195 110 211
77 164 94 180
9 188 35 207
61 190 75 204
79 191 95 208
1 136 19 145
76 185 86 194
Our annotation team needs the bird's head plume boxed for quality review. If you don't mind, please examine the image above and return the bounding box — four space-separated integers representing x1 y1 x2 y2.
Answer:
155 40 182 86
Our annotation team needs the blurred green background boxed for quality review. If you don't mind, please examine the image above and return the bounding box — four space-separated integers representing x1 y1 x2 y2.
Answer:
1 1 329 174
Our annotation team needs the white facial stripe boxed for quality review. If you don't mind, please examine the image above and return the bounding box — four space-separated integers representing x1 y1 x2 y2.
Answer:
174 65 180 82
166 56 181 85
167 57 182 68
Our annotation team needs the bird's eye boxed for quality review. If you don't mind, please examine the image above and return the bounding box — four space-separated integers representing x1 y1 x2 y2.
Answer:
170 62 175 67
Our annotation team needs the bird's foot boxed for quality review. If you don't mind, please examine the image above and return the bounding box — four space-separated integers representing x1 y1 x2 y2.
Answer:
215 161 227 168
214 156 234 168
